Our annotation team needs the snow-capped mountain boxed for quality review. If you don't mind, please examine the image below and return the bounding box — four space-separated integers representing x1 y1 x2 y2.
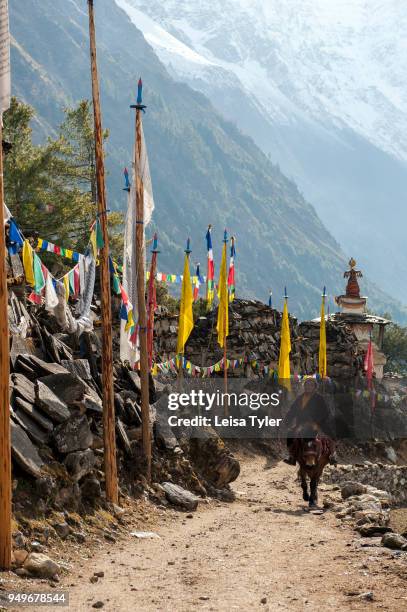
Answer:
115 0 407 304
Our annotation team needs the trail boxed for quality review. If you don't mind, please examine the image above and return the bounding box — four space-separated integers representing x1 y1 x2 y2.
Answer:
26 451 407 611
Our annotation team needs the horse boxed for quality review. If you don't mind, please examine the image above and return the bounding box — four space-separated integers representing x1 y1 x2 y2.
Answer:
295 436 332 507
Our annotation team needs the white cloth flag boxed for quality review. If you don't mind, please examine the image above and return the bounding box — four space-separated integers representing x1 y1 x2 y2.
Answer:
44 275 58 312
0 0 10 114
120 121 155 367
3 202 10 224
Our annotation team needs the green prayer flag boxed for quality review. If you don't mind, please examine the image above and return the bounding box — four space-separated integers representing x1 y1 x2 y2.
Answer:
33 253 45 293
69 269 75 294
96 219 104 249
113 273 121 295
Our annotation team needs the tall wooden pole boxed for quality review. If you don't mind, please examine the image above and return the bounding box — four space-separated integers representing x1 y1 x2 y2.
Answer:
223 326 228 417
0 123 12 570
132 90 152 482
87 0 118 504
223 231 228 417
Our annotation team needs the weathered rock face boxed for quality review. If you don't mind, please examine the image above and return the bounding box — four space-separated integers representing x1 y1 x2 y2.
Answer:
53 415 93 454
10 421 44 478
35 380 71 423
8 295 242 517
324 463 407 505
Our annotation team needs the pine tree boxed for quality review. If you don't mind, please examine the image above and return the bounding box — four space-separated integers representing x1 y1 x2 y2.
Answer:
3 97 123 258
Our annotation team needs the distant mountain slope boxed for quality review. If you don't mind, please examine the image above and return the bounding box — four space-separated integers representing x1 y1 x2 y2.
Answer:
120 0 407 304
8 0 407 321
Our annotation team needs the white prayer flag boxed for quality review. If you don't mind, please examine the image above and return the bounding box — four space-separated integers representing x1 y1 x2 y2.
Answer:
120 122 155 367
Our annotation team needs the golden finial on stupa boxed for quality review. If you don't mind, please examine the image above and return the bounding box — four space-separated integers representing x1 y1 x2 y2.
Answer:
348 257 356 269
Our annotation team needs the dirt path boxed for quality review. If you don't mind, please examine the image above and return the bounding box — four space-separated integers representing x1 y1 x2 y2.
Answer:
21 451 407 611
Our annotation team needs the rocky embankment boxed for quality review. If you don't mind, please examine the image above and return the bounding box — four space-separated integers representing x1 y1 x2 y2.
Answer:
323 467 407 554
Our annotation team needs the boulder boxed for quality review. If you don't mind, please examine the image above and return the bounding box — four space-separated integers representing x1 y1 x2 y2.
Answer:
11 373 36 404
381 532 407 550
23 552 59 579
154 411 181 453
52 522 70 540
357 525 393 537
13 549 29 567
14 396 54 432
12 408 49 446
64 449 95 481
35 381 71 423
80 477 101 502
38 373 86 405
53 415 93 454
61 359 92 381
341 482 367 499
161 482 199 511
10 421 44 478
19 354 69 377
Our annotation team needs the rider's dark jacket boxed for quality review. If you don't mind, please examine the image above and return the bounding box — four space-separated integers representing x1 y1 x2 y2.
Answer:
284 392 334 439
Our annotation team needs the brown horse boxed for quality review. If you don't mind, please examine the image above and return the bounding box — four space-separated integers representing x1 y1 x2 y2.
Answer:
296 437 332 507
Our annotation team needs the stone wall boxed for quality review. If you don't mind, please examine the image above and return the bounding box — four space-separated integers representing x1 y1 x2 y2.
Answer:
323 463 407 505
154 298 365 378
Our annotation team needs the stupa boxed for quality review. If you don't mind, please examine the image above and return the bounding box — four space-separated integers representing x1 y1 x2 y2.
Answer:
333 258 390 379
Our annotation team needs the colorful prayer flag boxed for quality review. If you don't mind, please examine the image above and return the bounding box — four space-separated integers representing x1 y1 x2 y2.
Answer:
216 231 229 348
228 236 236 302
364 335 375 409
193 263 201 301
206 225 215 309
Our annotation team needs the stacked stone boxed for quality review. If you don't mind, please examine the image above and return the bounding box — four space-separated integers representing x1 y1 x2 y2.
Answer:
324 463 407 505
153 298 365 378
298 319 364 378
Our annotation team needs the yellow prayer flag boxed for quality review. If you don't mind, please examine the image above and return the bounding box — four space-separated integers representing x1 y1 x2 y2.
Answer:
319 297 327 378
278 299 291 387
176 254 194 354
90 229 97 260
65 249 73 260
63 275 70 302
22 240 35 287
216 241 229 348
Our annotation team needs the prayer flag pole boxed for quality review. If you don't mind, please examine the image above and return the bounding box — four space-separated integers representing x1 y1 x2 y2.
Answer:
319 286 327 379
87 0 118 504
0 0 11 570
0 121 11 570
130 78 151 481
177 238 193 389
147 233 159 369
216 230 229 415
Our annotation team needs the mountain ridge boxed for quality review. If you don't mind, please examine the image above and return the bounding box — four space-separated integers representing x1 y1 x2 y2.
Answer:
120 0 407 303
8 0 407 322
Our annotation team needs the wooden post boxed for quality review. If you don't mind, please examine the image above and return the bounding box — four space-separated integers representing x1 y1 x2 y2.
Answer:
0 123 12 570
132 99 151 482
223 231 229 417
87 0 118 504
223 326 228 417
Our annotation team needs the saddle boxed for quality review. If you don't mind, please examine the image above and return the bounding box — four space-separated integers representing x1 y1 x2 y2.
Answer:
292 435 333 462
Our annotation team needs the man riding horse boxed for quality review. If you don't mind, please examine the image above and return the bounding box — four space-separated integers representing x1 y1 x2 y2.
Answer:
283 378 337 466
